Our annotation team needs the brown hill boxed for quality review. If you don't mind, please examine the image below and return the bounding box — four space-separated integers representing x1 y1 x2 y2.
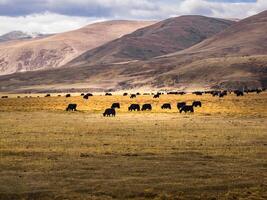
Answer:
68 16 234 67
148 10 267 89
0 11 267 93
168 10 267 57
0 20 155 75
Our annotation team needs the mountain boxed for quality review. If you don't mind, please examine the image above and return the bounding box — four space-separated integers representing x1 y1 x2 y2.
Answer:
0 11 267 93
67 16 234 67
0 31 32 43
139 10 267 90
0 31 50 43
0 20 155 75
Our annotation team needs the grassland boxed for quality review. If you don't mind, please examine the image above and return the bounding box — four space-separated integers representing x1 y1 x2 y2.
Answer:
0 93 267 200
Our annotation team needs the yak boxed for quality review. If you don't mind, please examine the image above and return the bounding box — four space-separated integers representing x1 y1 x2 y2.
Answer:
180 105 194 113
103 108 116 117
142 104 152 111
177 102 186 110
66 104 77 111
161 103 171 109
192 101 202 107
128 104 140 111
111 103 120 109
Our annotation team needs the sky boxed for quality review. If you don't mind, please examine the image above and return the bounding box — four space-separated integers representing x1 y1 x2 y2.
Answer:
0 0 266 35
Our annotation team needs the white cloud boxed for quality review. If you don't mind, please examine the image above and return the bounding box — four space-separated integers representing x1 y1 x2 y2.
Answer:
0 12 106 35
177 0 267 19
0 0 266 35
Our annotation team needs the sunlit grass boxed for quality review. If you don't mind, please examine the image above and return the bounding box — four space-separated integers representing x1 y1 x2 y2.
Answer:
0 93 266 199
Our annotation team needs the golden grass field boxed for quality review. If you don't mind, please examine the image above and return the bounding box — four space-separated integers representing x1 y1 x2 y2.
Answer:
0 92 267 200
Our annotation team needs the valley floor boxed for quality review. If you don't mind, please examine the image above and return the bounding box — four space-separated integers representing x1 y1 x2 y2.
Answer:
0 93 266 199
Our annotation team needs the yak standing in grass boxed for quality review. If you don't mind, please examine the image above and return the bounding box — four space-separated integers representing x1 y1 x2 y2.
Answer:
130 94 137 99
83 93 93 100
180 105 194 113
193 91 203 96
66 94 71 98
142 104 152 111
66 104 77 111
128 104 140 111
234 91 244 97
103 108 116 117
153 94 160 98
192 101 202 107
161 103 171 109
111 103 120 109
177 102 186 110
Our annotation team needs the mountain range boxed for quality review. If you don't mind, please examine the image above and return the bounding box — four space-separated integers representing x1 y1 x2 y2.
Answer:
0 11 266 92
68 16 234 67
0 31 50 43
0 20 155 75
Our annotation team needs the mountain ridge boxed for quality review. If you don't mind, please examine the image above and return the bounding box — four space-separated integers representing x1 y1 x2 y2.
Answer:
0 20 156 75
0 11 267 92
67 15 234 67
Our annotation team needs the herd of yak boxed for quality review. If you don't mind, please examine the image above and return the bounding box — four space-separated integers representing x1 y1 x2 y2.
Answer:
1 88 264 116
63 88 264 117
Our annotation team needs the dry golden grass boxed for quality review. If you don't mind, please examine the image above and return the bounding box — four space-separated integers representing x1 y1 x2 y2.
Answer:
1 93 267 116
0 93 267 200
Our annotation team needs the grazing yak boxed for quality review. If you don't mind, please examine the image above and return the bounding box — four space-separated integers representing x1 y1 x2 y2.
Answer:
45 94 51 97
130 94 137 98
192 101 202 107
105 93 112 96
81 93 85 96
66 104 77 111
111 103 120 109
86 93 93 96
219 93 226 98
83 93 93 99
128 104 140 111
153 94 160 98
177 92 186 95
66 94 71 98
234 90 244 96
142 104 152 111
177 102 186 110
161 103 171 109
180 105 194 113
167 92 178 95
193 91 203 96
256 89 263 94
123 93 128 96
103 108 116 117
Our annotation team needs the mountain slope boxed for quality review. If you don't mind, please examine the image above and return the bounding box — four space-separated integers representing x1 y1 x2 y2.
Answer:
143 10 267 89
68 16 234 67
0 31 33 43
167 10 267 57
0 20 155 75
0 31 50 43
0 11 267 92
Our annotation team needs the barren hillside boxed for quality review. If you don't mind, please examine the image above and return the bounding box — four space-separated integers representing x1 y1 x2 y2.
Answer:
0 20 155 75
0 11 267 92
67 16 234 67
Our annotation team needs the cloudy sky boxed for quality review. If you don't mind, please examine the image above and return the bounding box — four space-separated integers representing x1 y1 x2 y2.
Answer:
0 0 266 35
